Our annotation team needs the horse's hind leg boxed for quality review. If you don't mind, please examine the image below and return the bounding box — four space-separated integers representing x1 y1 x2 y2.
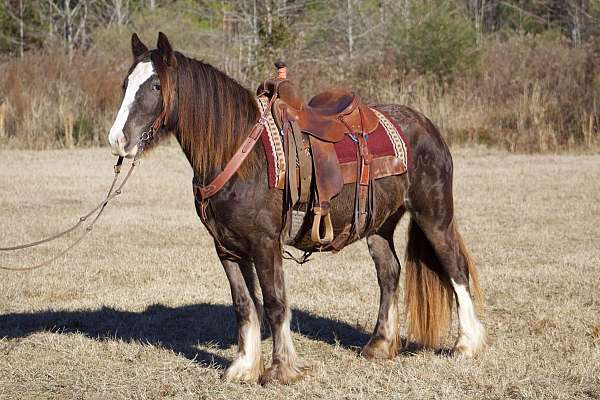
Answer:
411 213 486 356
361 207 406 359
220 258 264 383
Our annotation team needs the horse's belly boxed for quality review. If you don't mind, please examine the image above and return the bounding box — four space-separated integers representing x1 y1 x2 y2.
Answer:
290 174 407 252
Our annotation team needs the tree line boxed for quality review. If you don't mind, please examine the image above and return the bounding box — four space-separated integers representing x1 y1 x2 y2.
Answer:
0 1 598 151
1 1 598 78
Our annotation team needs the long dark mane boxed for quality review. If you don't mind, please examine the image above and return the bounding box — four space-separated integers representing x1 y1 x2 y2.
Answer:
159 52 260 179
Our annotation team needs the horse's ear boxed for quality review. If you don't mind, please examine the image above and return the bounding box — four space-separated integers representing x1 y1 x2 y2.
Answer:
157 32 176 66
131 33 148 59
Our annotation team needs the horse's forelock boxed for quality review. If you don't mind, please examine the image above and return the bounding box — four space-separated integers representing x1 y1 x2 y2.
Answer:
149 51 176 130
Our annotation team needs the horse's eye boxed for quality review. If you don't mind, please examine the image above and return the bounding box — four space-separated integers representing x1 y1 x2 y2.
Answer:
152 83 161 91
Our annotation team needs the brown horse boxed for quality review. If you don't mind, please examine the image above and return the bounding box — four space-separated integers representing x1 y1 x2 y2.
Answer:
107 32 486 384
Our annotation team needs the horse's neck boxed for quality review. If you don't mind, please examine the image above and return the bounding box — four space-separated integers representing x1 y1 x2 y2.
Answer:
173 133 199 176
174 106 261 184
178 131 265 189
171 58 260 184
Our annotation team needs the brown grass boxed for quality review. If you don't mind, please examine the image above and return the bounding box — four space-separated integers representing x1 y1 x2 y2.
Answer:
1 146 600 399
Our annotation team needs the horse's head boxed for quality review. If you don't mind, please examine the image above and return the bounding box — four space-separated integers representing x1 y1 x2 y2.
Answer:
108 32 177 157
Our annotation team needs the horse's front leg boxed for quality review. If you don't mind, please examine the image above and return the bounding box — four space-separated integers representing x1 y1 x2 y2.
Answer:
253 241 311 385
220 257 264 383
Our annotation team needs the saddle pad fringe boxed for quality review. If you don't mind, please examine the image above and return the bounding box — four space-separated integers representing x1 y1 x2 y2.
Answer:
257 95 286 189
372 108 410 169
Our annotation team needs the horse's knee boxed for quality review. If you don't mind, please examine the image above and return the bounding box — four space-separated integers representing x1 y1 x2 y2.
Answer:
262 298 287 326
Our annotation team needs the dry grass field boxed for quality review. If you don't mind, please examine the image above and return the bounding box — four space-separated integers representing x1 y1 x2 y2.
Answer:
1 146 599 399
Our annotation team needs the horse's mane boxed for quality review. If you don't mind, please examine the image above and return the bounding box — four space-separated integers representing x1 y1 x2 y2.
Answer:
162 52 260 180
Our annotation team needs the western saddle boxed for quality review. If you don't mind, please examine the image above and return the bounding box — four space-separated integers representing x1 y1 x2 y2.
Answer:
257 61 381 251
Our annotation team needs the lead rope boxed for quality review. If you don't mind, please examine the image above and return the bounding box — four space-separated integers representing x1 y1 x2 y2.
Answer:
0 129 151 272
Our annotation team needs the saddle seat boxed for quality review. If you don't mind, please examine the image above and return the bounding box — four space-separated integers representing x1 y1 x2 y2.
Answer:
307 89 356 115
298 89 379 142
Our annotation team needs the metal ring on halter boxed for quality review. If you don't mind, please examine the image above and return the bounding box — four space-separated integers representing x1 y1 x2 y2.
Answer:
139 129 152 147
136 127 155 157
140 130 152 142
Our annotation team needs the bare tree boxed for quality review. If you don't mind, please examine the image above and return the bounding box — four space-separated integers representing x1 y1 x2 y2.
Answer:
110 0 129 25
213 0 306 83
567 0 592 47
462 0 501 38
18 0 23 56
0 0 45 56
44 0 90 57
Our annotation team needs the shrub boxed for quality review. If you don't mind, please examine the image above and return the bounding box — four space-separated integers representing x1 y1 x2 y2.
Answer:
477 35 599 150
0 52 121 149
372 34 599 151
391 0 478 80
0 32 597 152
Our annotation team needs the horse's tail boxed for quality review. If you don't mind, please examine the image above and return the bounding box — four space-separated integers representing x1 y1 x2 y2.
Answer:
403 218 453 348
404 218 483 348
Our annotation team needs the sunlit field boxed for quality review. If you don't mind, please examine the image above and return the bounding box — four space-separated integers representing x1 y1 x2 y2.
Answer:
1 146 599 399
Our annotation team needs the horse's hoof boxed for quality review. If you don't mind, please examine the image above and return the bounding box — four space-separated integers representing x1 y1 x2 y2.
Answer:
453 325 487 357
259 360 311 385
361 336 400 360
221 357 265 384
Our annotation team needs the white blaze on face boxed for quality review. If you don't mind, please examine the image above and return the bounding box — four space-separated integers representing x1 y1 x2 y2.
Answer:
108 61 155 156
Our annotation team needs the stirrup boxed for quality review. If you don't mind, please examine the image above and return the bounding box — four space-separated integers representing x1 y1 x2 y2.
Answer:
311 206 334 245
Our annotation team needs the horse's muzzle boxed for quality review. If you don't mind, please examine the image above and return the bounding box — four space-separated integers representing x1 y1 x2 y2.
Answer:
109 132 136 158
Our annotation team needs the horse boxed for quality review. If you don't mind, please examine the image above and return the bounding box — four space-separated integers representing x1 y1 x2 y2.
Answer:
107 32 486 385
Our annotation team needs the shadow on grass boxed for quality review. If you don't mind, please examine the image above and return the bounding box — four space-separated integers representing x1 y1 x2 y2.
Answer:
0 303 372 369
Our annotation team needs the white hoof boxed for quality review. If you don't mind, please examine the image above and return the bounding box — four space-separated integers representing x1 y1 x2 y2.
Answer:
454 323 487 357
222 355 264 383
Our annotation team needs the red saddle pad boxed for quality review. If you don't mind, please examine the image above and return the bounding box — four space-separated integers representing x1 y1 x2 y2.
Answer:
260 107 409 189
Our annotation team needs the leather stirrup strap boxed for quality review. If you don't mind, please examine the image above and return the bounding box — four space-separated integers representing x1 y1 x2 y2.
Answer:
285 116 300 207
286 120 312 205
355 134 371 238
292 123 312 203
283 111 298 241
